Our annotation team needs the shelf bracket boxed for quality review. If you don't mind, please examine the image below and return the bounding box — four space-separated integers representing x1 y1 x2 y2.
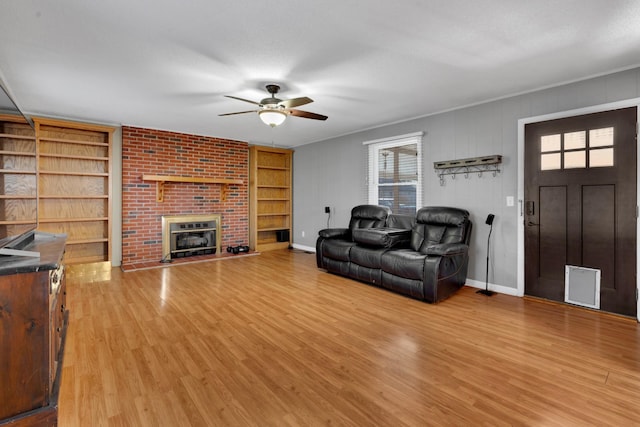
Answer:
220 184 229 202
156 181 165 202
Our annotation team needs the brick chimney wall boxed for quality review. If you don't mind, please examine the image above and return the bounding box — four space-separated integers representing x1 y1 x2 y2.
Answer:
121 126 249 267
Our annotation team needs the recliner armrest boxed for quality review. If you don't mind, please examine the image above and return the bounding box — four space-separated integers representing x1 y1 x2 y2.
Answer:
318 228 350 239
425 243 468 256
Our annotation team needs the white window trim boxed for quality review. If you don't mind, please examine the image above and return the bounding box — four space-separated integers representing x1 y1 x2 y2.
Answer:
364 132 423 212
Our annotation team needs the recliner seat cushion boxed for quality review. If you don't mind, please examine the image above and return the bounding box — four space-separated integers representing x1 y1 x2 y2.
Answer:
380 249 427 280
323 239 357 262
350 245 387 268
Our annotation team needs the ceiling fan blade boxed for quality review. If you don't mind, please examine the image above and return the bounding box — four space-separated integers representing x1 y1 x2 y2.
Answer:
289 109 328 121
224 95 261 106
218 110 258 116
279 96 313 109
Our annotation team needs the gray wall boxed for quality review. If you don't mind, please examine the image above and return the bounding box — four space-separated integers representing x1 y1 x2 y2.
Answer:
293 67 640 291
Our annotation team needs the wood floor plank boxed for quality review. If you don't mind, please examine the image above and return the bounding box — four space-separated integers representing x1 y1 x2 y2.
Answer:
59 249 640 426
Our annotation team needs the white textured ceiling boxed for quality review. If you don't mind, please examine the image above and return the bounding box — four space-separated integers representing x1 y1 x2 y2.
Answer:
2 0 640 147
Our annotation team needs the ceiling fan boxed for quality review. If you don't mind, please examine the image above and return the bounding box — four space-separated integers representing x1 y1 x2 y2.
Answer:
219 84 328 127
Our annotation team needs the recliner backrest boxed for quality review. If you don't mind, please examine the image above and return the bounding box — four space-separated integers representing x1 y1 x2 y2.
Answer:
386 214 416 230
410 206 471 253
348 205 391 240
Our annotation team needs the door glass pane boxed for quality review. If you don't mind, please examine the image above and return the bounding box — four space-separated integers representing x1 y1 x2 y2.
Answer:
564 131 586 150
564 150 586 169
541 153 561 170
590 148 614 167
589 127 614 147
541 134 560 152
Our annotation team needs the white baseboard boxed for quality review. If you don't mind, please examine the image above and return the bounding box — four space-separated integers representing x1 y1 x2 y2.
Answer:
292 243 316 252
465 278 520 296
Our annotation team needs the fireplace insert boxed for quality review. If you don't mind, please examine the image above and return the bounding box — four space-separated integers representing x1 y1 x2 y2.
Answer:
161 214 222 261
169 220 217 258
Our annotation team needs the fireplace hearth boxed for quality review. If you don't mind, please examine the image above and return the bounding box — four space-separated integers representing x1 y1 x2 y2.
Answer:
161 214 221 261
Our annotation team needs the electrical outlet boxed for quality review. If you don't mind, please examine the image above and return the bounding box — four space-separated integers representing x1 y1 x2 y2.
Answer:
301 231 305 238
325 206 330 213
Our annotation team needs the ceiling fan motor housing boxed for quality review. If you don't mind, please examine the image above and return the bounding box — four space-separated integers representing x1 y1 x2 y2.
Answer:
260 97 282 107
220 83 327 123
261 84 282 106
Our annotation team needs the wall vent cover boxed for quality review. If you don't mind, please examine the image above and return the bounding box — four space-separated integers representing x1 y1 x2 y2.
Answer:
565 265 600 309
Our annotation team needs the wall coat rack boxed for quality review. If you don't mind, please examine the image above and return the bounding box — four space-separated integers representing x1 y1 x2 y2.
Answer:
434 155 502 186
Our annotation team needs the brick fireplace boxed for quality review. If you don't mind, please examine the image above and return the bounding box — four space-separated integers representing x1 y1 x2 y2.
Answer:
121 126 249 269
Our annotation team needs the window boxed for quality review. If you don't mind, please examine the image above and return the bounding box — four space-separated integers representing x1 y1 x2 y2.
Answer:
540 127 614 171
364 132 423 215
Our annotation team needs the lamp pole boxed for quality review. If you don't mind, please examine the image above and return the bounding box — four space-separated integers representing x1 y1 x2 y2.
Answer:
477 214 496 296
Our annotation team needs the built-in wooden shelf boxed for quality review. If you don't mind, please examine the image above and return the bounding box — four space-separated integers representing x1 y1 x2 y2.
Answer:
0 169 36 174
0 195 36 199
39 136 109 147
39 195 108 199
0 150 36 156
39 153 108 161
0 220 36 226
39 217 109 224
0 133 35 140
39 170 109 177
249 146 292 252
141 174 244 202
67 237 109 245
257 185 290 189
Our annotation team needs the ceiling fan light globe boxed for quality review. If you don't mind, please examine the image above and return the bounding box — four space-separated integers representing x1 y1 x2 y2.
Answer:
259 110 287 127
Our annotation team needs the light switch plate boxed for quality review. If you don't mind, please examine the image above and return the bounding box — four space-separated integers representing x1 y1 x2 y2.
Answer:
506 196 514 207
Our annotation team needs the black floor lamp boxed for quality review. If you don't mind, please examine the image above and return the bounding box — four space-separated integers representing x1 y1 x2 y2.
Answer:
477 213 496 296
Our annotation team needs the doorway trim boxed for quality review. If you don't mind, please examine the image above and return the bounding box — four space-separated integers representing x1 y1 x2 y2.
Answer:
517 98 640 321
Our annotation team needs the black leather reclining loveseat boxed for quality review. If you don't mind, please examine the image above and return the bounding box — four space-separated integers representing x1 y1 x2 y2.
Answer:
316 205 472 303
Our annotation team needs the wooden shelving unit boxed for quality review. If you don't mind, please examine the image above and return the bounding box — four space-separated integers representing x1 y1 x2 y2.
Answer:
34 117 114 264
249 146 293 251
0 114 37 238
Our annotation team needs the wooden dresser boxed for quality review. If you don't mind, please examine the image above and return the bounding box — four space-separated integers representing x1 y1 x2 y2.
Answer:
0 232 68 426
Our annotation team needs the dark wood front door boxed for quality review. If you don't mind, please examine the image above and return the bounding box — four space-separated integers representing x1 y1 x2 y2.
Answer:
524 107 637 316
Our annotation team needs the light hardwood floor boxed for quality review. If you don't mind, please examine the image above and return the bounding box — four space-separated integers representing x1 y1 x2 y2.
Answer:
60 250 640 426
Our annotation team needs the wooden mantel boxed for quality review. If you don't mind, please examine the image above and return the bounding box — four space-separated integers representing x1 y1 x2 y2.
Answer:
141 175 243 202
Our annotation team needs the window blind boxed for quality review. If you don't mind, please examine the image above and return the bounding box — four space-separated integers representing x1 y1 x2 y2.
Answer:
364 132 423 215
